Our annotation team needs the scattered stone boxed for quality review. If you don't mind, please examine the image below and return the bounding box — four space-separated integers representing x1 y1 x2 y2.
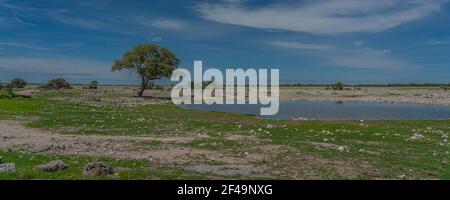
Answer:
408 133 425 141
266 124 273 129
83 162 114 176
37 160 69 172
0 163 16 173
397 174 406 179
337 146 346 152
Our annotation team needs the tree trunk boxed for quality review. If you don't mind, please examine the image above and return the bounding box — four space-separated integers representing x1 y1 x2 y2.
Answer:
6 85 16 97
137 78 149 97
137 88 145 97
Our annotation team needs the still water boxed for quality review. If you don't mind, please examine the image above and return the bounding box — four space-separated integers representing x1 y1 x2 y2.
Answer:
180 101 450 120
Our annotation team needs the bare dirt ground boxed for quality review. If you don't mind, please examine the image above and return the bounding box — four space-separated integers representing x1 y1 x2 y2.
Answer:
0 118 286 178
48 87 171 107
0 118 383 179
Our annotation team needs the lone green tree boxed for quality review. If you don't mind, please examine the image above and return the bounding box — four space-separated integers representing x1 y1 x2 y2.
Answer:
112 44 179 97
89 80 98 89
333 82 344 90
10 78 27 88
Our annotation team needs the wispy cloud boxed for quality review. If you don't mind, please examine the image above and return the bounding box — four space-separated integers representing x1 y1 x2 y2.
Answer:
423 38 450 45
13 17 38 27
0 42 49 51
49 9 113 30
270 41 334 50
58 42 83 49
51 15 108 30
77 0 112 10
270 41 416 70
145 18 186 31
328 47 415 70
353 41 365 47
196 0 447 34
0 55 128 81
0 0 44 12
146 33 163 42
0 2 135 34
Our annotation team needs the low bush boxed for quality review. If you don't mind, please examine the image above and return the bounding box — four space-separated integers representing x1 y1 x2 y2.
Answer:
10 78 27 88
41 78 72 90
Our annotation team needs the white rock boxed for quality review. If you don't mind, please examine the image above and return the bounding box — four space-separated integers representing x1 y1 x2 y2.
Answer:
0 163 16 173
408 133 425 141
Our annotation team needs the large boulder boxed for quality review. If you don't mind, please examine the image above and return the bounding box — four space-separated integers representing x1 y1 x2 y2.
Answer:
0 163 16 173
83 162 114 176
37 160 69 172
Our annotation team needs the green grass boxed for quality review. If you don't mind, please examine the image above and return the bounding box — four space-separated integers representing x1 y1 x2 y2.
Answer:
0 93 449 179
0 150 209 180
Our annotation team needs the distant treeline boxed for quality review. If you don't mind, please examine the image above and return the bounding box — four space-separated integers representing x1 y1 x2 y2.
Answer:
280 83 450 87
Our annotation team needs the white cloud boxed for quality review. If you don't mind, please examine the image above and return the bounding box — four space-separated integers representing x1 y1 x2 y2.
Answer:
270 41 416 70
146 34 163 42
148 18 186 31
270 41 334 50
196 0 446 34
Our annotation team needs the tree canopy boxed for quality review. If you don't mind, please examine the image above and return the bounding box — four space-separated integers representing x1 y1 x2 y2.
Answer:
10 78 27 88
112 44 179 97
89 80 98 89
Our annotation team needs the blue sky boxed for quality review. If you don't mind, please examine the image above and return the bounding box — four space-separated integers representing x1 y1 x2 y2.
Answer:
1 0 450 84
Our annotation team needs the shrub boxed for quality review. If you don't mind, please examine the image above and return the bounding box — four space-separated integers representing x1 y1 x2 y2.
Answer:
10 78 27 88
332 82 344 90
41 78 72 90
89 80 98 89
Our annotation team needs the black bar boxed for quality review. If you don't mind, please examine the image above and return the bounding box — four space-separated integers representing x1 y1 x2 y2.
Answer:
0 180 449 199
